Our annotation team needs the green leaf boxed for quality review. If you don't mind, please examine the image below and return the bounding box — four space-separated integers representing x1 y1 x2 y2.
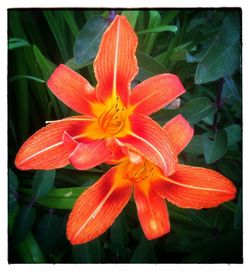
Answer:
73 16 109 64
170 41 193 62
143 10 161 54
17 232 46 263
72 238 104 263
41 187 88 209
62 11 79 38
186 51 201 63
137 25 177 34
9 75 45 84
153 97 216 125
8 169 19 212
20 187 87 209
65 58 92 71
181 97 216 123
8 205 19 234
12 205 36 244
32 45 56 80
188 210 214 230
8 37 30 50
130 237 157 263
222 75 241 101
195 17 240 84
162 10 180 25
32 170 56 199
168 203 194 226
202 130 228 164
33 45 69 118
136 51 167 81
217 160 241 183
184 135 204 154
35 213 67 257
225 124 241 146
110 212 129 259
122 10 140 28
43 11 70 61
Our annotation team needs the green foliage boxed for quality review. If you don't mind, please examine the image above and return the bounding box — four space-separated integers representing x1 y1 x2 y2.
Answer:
110 212 130 260
8 38 30 50
8 9 242 263
35 213 68 260
153 97 216 125
225 124 241 146
121 10 140 28
137 25 178 35
130 237 157 263
32 170 56 199
72 238 104 263
136 50 167 81
73 16 109 64
8 169 19 212
195 17 240 84
17 232 46 263
202 130 228 164
11 205 36 244
19 187 86 209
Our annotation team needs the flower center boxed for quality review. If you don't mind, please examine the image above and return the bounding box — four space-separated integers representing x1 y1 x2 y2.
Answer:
98 97 126 136
124 159 157 183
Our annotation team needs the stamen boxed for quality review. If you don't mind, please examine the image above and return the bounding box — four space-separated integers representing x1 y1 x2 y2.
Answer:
97 96 126 136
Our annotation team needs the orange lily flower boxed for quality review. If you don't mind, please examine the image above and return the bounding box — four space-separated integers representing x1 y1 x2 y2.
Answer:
66 114 237 244
15 15 185 175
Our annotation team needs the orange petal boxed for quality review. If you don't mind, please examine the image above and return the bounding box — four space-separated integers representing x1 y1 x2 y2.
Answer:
134 182 170 240
131 74 185 115
67 166 132 244
47 64 96 116
105 138 127 164
62 131 78 152
15 116 93 170
94 15 138 105
152 164 237 209
118 113 177 175
68 140 112 170
163 114 194 154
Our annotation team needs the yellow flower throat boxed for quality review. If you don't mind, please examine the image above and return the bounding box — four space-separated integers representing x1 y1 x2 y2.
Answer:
122 158 161 184
98 97 126 136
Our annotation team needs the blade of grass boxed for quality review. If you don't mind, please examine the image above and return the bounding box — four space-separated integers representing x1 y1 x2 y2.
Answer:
121 10 140 29
19 187 88 209
161 10 180 25
17 232 46 263
143 10 161 54
8 37 30 50
43 11 70 61
62 10 79 38
137 25 177 35
33 45 70 118
9 75 45 84
9 12 30 143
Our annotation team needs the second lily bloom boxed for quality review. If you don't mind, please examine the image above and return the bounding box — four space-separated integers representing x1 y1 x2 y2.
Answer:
66 115 236 244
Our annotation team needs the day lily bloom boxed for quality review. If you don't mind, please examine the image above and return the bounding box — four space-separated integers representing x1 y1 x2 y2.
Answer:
15 15 185 175
66 115 237 244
